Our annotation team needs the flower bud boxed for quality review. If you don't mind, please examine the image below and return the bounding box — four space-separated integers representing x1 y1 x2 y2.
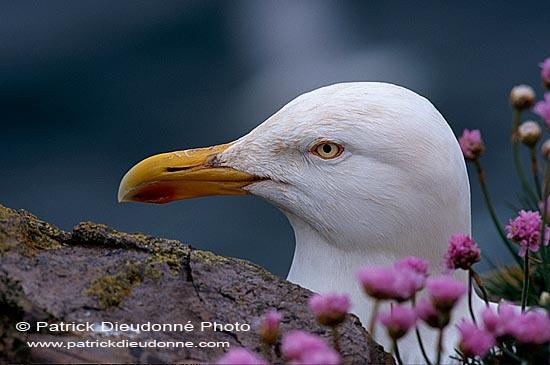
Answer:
216 349 268 365
416 298 449 329
542 139 550 160
540 291 550 307
426 277 466 313
308 293 350 327
518 120 542 147
258 310 282 346
356 266 417 301
379 304 416 340
458 129 484 161
510 85 536 110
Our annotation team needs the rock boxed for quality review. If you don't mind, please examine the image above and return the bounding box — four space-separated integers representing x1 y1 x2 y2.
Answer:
0 204 393 364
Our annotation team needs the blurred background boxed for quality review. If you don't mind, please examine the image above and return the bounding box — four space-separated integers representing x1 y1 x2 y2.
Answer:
2 1 549 277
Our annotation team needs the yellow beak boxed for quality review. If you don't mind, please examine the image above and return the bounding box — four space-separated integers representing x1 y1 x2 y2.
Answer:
118 143 263 204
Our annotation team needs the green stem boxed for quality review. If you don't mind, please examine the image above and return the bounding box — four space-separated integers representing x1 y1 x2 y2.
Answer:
471 269 490 307
512 109 538 204
392 339 403 365
474 160 521 265
521 251 529 311
468 271 477 324
541 158 550 288
412 296 433 365
368 300 380 339
435 329 444 365
530 147 542 200
415 326 433 365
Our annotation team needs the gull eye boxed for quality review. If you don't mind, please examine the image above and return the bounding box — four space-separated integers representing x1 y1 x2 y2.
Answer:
311 141 344 160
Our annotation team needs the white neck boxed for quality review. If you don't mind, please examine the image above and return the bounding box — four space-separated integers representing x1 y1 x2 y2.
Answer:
285 213 486 363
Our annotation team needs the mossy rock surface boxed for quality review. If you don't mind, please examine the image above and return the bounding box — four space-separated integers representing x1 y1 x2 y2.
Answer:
0 204 392 364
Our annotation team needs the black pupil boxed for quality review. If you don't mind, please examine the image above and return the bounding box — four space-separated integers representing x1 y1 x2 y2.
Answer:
322 144 332 154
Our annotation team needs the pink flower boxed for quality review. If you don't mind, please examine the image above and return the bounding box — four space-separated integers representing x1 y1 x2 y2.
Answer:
458 129 484 161
483 303 550 346
540 58 550 87
379 304 416 340
258 309 282 345
356 266 417 301
216 348 268 365
394 256 430 291
416 297 447 328
309 293 350 327
426 277 466 312
481 302 518 340
457 321 495 358
443 233 481 271
394 256 430 277
505 210 550 256
534 93 550 127
510 309 550 346
281 331 340 365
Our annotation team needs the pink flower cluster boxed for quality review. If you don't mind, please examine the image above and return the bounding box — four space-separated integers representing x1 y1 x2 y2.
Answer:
220 323 341 365
457 321 495 358
309 293 351 327
443 233 481 271
457 302 550 359
415 277 466 329
534 93 550 127
426 277 466 312
458 129 484 160
379 304 416 340
505 210 550 256
281 331 340 365
416 297 444 328
356 256 429 302
356 266 416 301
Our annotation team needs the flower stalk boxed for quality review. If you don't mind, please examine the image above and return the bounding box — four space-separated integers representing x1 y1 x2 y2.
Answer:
541 157 550 288
392 339 404 365
369 300 380 338
468 271 477 324
530 146 542 200
470 269 490 307
435 329 444 365
512 109 538 204
474 160 521 264
521 251 530 312
415 326 432 365
412 296 433 365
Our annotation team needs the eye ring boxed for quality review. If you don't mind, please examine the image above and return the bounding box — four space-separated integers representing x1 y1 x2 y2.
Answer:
310 141 344 160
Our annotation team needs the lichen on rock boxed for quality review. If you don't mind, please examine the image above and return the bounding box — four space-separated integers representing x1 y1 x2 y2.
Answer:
0 204 393 364
82 260 144 310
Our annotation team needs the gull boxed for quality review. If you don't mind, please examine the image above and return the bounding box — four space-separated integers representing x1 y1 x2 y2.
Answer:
118 82 485 362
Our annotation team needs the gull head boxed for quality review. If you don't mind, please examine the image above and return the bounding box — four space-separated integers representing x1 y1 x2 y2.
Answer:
119 82 470 265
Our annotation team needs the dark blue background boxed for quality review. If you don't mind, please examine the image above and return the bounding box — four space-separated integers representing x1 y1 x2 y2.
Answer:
2 1 549 276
